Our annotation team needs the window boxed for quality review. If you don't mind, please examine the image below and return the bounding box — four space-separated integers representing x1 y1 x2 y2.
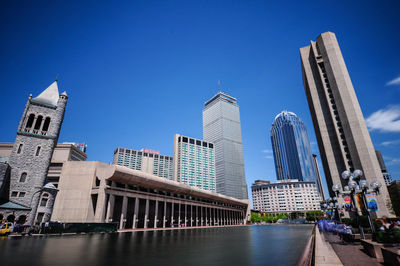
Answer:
25 114 35 130
17 144 23 154
19 172 27 182
42 117 51 132
35 146 41 156
19 192 26 198
34 115 43 130
40 193 49 207
11 191 18 197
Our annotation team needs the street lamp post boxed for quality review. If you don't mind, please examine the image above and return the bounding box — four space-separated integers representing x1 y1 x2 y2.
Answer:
321 197 342 223
332 169 382 235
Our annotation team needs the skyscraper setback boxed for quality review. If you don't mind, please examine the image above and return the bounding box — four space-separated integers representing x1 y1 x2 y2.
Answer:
203 92 248 200
300 32 392 217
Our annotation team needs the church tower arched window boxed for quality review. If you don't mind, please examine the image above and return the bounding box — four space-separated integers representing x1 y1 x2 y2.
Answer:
25 113 35 131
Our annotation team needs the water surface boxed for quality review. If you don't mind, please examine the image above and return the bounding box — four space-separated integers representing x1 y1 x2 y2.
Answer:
0 225 312 266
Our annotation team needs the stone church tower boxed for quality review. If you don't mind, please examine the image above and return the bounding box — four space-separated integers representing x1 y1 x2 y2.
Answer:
8 80 67 225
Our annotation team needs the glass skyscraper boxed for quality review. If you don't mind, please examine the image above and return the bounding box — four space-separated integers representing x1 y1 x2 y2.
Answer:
203 92 248 199
270 111 318 184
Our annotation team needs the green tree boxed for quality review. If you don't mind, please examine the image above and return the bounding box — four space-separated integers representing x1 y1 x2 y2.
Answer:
306 211 323 221
250 212 261 223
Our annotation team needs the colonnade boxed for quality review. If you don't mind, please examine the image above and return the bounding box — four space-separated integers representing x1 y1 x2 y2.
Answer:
104 192 246 230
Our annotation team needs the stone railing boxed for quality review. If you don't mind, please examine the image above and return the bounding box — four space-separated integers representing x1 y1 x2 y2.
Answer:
297 225 316 266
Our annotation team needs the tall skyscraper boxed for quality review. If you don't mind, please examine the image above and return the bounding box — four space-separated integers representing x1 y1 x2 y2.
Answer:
270 111 318 184
203 92 248 199
300 31 392 217
173 134 216 192
113 147 173 180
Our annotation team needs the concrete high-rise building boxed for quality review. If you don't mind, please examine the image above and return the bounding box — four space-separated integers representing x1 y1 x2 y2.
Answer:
203 92 248 199
113 148 173 180
312 154 325 200
173 134 216 192
270 111 318 184
300 32 392 217
1 81 68 225
375 150 392 186
251 179 321 213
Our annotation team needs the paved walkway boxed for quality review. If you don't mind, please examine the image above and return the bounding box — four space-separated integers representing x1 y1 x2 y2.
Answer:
315 227 343 265
322 231 382 266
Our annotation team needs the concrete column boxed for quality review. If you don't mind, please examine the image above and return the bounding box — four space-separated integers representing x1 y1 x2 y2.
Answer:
119 196 128 229
144 198 149 229
154 200 159 229
132 197 139 229
195 205 198 226
163 201 167 228
213 208 216 226
184 204 187 227
205 207 208 226
178 203 181 227
171 203 174 227
106 194 115 223
190 205 193 227
200 206 203 226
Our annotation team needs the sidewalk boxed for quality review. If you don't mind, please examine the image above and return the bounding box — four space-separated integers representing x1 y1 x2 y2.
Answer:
315 227 343 265
322 231 382 266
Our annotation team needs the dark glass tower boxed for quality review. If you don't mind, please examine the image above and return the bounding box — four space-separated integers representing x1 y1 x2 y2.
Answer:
270 111 317 184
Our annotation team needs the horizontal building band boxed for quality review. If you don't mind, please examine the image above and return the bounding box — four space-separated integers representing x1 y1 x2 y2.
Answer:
106 165 244 206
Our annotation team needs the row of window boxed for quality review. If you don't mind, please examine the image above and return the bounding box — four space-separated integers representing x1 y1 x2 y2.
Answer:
24 113 51 135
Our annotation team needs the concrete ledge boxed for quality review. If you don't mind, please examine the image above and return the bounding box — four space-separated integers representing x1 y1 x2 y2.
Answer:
118 224 246 232
315 227 343 266
381 247 400 266
361 239 384 260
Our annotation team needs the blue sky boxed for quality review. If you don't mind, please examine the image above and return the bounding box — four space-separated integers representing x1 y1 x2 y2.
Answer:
1 1 399 204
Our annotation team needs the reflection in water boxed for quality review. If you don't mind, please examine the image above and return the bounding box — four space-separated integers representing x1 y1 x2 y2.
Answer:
0 225 312 266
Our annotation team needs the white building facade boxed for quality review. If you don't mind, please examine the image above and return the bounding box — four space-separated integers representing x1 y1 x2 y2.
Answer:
252 179 321 213
173 134 216 192
113 148 173 180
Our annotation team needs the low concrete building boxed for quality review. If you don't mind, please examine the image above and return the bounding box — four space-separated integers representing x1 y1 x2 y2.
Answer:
252 179 321 214
52 161 248 229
